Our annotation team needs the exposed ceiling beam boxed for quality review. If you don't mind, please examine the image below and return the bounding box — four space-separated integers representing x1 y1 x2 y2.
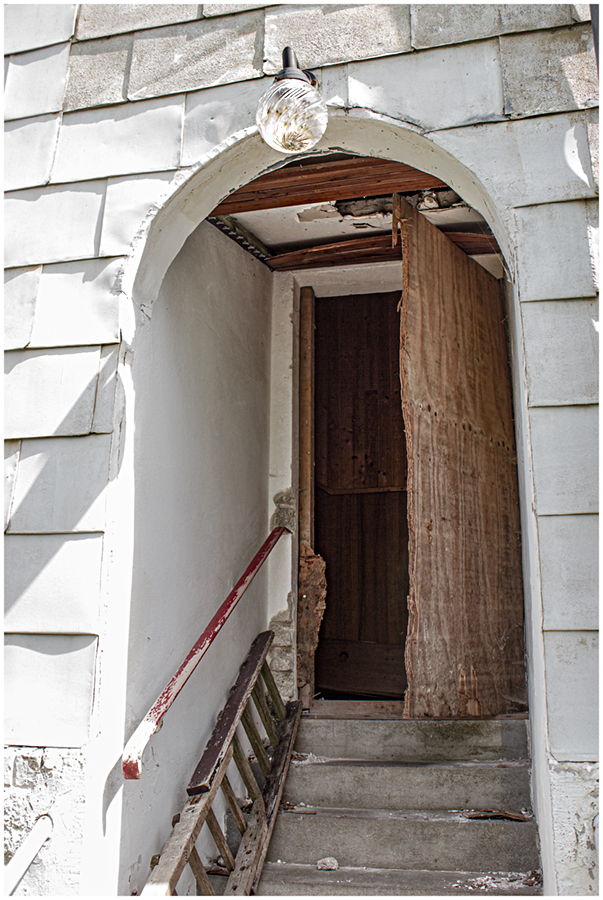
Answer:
266 232 500 271
212 157 448 215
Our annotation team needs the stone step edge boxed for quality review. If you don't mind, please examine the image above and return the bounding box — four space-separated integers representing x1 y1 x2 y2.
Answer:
289 757 530 769
301 709 530 721
276 806 535 823
257 862 543 894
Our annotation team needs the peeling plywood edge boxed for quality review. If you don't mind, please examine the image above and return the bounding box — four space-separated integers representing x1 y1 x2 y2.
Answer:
398 205 417 719
297 542 327 707
297 285 326 706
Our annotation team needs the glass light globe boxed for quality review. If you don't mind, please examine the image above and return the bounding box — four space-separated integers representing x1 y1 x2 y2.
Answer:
256 77 328 154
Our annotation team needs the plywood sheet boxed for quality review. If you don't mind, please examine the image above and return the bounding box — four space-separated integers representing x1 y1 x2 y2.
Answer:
400 198 526 718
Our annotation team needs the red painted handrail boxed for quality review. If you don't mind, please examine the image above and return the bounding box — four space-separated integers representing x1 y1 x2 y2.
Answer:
122 526 291 779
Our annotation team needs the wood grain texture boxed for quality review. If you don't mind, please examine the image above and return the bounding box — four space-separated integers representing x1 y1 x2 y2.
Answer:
141 746 234 895
268 232 499 271
315 489 409 647
299 287 316 547
315 293 406 493
298 286 327 700
313 292 409 671
212 157 447 215
315 638 407 698
297 544 327 694
399 197 526 718
226 700 302 895
187 632 273 796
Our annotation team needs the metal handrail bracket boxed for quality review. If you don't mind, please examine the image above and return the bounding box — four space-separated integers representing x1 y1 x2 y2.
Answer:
122 526 290 779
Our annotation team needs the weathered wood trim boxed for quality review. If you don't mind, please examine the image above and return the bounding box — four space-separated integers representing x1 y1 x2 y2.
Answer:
212 157 447 216
232 733 263 804
224 701 302 895
299 286 315 549
188 847 215 896
187 631 273 796
223 798 267 895
141 638 299 898
206 807 236 872
240 705 271 778
251 681 280 747
251 700 302 892
267 231 498 271
220 775 247 836
297 286 327 708
141 746 234 895
260 662 286 722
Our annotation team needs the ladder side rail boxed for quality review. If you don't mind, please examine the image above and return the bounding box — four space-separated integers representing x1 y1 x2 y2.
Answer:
187 631 274 797
140 637 299 897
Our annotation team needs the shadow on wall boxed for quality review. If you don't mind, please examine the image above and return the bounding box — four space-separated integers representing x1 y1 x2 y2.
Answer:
4 370 124 611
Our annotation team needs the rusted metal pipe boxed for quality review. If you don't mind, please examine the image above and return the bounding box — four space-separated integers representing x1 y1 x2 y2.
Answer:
122 526 291 780
4 814 53 895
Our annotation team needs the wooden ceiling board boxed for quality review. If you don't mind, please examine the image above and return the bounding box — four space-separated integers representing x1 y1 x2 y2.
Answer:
209 154 502 266
267 232 499 271
212 158 448 215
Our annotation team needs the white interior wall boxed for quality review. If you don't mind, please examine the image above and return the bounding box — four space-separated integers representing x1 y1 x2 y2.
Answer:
103 220 275 895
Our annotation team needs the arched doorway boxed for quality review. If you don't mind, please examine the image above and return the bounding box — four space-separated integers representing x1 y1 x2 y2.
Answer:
112 113 533 893
207 152 525 718
123 126 526 720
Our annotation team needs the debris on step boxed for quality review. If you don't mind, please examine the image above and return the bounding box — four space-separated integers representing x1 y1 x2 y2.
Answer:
462 808 526 821
317 857 339 870
289 752 330 766
523 869 544 886
451 869 543 891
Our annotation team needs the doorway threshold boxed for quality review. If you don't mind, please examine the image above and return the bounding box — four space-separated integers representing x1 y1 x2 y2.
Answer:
304 699 406 719
303 701 530 721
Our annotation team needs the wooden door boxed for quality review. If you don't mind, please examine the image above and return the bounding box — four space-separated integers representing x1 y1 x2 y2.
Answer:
313 292 409 699
399 197 527 717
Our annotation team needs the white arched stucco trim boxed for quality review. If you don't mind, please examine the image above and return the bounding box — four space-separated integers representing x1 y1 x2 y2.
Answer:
117 109 517 335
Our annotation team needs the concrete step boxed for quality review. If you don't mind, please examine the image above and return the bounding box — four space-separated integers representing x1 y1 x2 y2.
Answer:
294 717 528 762
266 807 540 872
256 862 543 895
284 758 531 811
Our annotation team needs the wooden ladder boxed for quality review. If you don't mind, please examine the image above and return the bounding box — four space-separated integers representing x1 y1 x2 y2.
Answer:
141 631 301 896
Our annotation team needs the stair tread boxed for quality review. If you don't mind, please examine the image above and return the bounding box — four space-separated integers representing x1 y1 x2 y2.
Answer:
294 718 529 761
278 806 535 821
284 757 531 810
265 716 540 882
290 757 530 768
257 862 543 895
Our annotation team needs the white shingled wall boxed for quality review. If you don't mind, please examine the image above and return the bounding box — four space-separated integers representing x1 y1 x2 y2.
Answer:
4 4 598 895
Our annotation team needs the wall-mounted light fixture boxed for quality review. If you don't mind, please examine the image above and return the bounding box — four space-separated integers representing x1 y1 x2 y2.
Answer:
256 47 328 154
